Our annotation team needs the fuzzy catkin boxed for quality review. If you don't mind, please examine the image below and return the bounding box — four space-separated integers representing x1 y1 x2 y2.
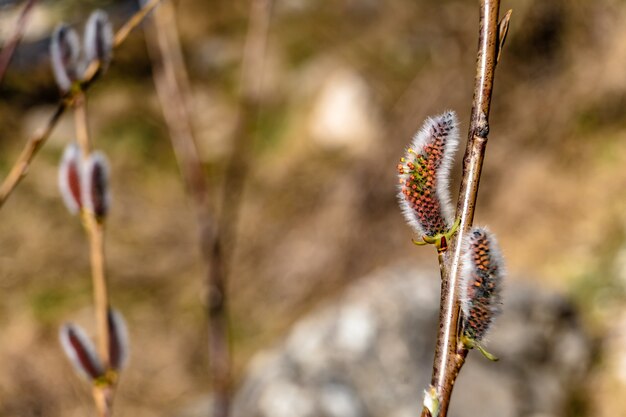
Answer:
50 24 81 93
108 308 130 371
397 111 459 238
58 143 83 214
84 10 114 71
82 152 111 220
460 227 505 342
59 323 105 380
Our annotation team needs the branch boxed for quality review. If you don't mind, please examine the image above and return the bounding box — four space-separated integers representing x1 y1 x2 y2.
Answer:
144 2 272 416
142 2 229 416
69 85 114 416
422 2 511 416
0 0 162 210
0 0 38 85
219 0 273 276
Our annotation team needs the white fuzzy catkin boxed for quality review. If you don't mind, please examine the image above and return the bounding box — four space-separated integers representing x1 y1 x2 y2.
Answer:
108 308 130 370
59 323 104 380
81 151 111 220
58 143 83 214
84 10 114 71
460 227 505 342
50 24 81 93
397 111 459 238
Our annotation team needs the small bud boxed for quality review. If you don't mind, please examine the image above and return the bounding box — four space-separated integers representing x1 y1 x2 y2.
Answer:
397 111 459 238
423 385 440 417
107 308 129 371
84 10 114 71
50 24 81 93
58 143 83 214
82 151 110 220
59 323 105 380
460 227 505 343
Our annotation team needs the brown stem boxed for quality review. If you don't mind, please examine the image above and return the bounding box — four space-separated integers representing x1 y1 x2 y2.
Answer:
74 92 92 157
0 0 38 85
144 2 272 416
88 218 110 367
142 2 232 416
0 0 162 209
219 0 273 274
113 0 161 48
93 385 113 417
422 1 507 416
0 103 66 207
74 90 113 416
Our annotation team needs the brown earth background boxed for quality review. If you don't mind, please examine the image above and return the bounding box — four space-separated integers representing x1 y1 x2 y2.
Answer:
1 0 626 416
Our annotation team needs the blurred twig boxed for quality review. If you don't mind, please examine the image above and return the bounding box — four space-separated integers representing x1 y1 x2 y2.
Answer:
220 0 272 269
0 0 38 84
73 89 113 417
421 2 511 417
143 3 230 417
0 0 162 210
144 1 272 416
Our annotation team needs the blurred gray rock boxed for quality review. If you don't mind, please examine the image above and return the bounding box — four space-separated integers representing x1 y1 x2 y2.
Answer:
231 265 593 417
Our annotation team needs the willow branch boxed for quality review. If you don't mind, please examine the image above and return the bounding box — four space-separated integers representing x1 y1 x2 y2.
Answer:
0 0 162 209
0 0 38 84
219 0 273 269
422 2 510 417
73 90 113 417
142 2 231 417
144 1 272 416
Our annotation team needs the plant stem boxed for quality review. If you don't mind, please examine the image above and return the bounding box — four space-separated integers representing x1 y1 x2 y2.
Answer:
144 2 272 415
89 219 112 417
142 2 232 416
421 1 508 416
88 218 110 367
93 385 113 417
112 0 161 48
0 103 66 207
0 0 162 209
219 0 272 278
74 90 112 416
74 92 92 157
0 0 38 85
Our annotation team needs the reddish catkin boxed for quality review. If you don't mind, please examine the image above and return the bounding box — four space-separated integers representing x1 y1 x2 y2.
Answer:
107 308 129 371
58 143 83 214
82 151 111 221
460 227 505 342
59 323 105 381
397 111 459 238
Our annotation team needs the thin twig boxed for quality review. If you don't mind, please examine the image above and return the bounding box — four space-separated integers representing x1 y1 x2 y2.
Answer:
219 0 273 276
113 0 160 48
421 1 509 416
74 90 112 417
89 219 110 365
88 217 112 417
0 0 162 209
144 2 272 416
0 0 38 85
74 92 92 157
142 2 232 417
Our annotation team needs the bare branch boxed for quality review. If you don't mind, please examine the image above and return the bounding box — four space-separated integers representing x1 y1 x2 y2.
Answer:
0 0 38 84
142 2 231 416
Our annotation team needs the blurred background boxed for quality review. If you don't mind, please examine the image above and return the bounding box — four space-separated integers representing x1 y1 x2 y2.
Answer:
1 0 626 416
